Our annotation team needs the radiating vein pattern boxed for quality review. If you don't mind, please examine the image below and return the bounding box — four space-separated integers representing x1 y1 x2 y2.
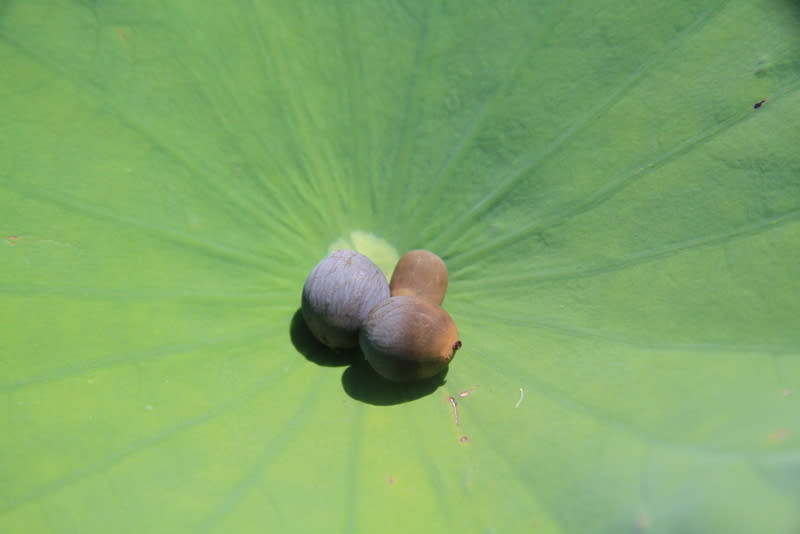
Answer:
1 1 799 533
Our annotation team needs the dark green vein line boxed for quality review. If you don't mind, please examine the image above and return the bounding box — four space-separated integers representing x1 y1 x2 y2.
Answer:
195 369 326 534
173 4 322 249
184 5 338 251
342 402 364 534
443 390 559 533
239 1 338 241
430 0 731 253
280 10 355 229
395 0 423 26
167 32 314 250
460 408 578 533
0 326 274 394
242 3 351 233
449 77 800 268
406 405 457 531
383 1 431 229
452 206 800 288
466 348 793 462
462 65 800 265
454 309 799 355
0 1 12 26
0 360 300 516
750 452 800 504
0 29 303 258
0 284 291 303
403 3 572 246
235 3 303 177
0 175 291 275
100 472 136 534
638 447 658 527
241 0 309 186
336 2 364 207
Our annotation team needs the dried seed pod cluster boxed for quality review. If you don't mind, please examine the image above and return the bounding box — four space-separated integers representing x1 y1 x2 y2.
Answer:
360 249 460 382
301 248 461 382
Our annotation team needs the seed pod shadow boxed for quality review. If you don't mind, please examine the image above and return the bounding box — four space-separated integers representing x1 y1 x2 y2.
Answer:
290 309 359 367
341 359 447 406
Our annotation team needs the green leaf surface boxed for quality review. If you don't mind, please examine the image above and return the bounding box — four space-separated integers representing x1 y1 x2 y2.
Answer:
2 1 799 532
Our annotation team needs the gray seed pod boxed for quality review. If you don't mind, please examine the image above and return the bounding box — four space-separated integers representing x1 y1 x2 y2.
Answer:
360 295 462 383
301 249 390 348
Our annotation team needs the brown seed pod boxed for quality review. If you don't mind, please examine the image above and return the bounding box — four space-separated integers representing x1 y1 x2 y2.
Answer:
301 249 390 348
359 295 461 383
389 249 448 305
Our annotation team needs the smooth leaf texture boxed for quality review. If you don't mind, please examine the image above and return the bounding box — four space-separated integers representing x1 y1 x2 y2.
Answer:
2 1 800 533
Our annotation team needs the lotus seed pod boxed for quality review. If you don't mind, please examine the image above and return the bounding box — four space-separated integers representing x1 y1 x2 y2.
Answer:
302 249 390 348
359 295 462 383
389 249 448 305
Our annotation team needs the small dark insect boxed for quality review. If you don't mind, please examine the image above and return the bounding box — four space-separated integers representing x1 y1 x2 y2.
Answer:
753 98 767 109
453 340 462 352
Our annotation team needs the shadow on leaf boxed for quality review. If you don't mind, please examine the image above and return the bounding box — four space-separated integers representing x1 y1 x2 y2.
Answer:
290 308 447 404
289 308 359 367
342 360 447 406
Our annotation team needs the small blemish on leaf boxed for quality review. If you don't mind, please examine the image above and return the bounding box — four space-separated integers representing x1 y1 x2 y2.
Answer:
458 386 477 398
768 429 789 443
448 395 459 426
636 509 651 531
514 387 525 408
114 26 130 43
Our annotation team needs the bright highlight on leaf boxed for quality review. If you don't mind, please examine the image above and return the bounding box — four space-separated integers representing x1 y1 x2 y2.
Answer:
327 231 399 278
1 1 799 533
